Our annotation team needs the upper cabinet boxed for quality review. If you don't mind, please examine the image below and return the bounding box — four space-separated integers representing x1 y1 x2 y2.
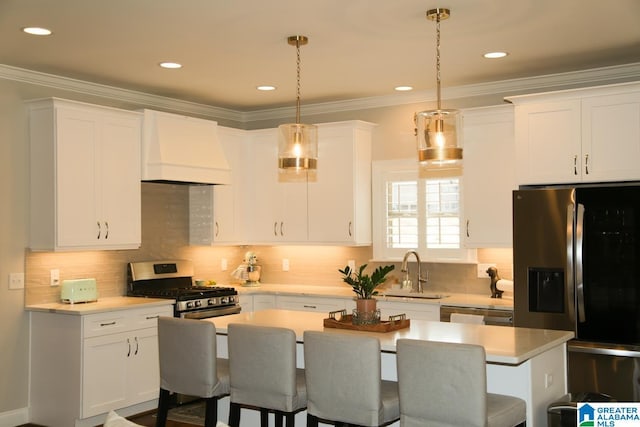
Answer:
462 105 515 248
28 98 142 251
508 82 640 185
189 126 248 245
308 121 374 245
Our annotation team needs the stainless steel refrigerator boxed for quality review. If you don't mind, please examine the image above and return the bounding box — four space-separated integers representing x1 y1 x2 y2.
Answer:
513 184 640 401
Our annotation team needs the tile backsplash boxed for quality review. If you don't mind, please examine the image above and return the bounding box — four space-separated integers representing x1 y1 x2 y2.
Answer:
25 183 512 305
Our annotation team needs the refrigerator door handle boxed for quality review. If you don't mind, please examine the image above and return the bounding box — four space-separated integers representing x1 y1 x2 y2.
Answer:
576 203 586 323
569 341 640 358
566 202 576 323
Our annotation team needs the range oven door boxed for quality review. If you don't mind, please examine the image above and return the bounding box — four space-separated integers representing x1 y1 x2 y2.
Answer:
179 305 241 319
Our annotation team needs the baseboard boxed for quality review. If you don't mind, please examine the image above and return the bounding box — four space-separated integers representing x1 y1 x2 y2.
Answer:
0 407 29 427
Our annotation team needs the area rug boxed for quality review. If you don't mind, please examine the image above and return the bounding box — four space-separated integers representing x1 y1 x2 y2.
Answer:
166 401 205 426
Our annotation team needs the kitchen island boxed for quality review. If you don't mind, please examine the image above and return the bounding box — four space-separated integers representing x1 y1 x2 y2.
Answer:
209 309 573 427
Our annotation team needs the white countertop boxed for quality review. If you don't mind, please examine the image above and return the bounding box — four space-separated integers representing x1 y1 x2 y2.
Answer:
24 296 174 315
230 283 514 310
208 309 572 365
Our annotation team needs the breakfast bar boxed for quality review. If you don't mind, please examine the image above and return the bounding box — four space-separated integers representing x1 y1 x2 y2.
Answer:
209 309 574 426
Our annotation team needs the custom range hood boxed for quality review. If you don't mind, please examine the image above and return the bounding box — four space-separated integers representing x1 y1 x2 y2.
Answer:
140 109 231 185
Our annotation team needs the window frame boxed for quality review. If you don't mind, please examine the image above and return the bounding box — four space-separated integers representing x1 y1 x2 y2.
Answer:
372 158 477 263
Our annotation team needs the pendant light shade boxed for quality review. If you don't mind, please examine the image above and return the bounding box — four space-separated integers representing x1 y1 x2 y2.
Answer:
278 35 318 172
415 8 462 168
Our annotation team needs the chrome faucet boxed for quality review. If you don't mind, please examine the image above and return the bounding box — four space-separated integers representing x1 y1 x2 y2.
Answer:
401 250 428 293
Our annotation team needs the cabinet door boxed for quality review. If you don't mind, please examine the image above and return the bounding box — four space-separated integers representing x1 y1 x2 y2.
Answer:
190 127 248 245
56 107 101 247
99 112 141 248
82 332 129 417
308 122 373 245
253 294 277 311
249 129 307 243
127 327 161 405
462 107 515 248
582 92 640 182
514 100 581 185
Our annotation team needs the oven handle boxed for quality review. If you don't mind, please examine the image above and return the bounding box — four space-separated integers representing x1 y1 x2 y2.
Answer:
180 305 241 319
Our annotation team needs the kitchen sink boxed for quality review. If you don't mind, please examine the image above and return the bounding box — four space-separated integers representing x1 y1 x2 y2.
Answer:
380 290 449 299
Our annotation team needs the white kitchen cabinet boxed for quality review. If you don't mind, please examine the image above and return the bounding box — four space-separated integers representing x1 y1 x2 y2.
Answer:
189 126 248 245
248 128 308 243
462 106 515 248
308 121 374 245
28 98 141 251
508 82 640 185
30 303 172 427
276 295 346 313
253 294 277 311
377 300 440 321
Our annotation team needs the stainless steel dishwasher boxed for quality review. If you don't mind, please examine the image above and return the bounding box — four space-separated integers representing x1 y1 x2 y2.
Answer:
440 305 514 326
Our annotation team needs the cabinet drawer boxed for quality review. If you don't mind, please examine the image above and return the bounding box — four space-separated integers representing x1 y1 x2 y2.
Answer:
83 311 130 338
276 296 346 313
129 305 173 329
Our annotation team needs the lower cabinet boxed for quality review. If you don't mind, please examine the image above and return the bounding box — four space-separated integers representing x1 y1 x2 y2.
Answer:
253 294 277 311
30 303 173 427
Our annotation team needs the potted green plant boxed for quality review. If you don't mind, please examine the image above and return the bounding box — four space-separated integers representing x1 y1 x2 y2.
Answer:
339 263 395 314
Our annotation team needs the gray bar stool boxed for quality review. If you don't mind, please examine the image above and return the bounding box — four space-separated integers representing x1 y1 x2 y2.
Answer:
303 331 400 426
396 339 526 427
156 317 230 427
227 323 307 427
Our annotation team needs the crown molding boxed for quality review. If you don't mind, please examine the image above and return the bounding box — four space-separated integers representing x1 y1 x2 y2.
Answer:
2 62 640 124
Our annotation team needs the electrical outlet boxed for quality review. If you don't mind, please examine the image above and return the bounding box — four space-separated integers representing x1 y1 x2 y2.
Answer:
50 269 60 287
9 273 24 290
282 259 290 272
544 373 554 388
477 263 496 278
347 260 356 270
221 258 228 271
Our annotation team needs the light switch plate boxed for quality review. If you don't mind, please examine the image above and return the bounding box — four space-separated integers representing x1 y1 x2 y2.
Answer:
9 273 24 290
477 263 496 278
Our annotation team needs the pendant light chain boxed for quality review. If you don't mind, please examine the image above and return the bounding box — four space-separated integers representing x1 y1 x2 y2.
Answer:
295 39 302 124
435 11 442 111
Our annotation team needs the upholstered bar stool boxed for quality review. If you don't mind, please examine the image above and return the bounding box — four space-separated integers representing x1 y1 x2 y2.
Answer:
227 323 307 427
156 317 230 427
303 331 400 427
396 339 526 427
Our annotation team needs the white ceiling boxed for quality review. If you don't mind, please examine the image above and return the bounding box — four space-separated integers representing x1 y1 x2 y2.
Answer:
1 0 640 112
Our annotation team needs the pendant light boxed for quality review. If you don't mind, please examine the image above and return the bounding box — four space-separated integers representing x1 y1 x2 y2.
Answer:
278 35 318 172
415 8 462 168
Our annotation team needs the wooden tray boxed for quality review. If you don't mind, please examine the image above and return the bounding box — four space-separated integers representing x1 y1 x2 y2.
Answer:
323 310 410 332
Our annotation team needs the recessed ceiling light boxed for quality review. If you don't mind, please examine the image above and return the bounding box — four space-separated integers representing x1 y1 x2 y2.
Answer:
159 62 182 69
257 85 276 91
22 27 52 36
395 86 413 92
484 51 508 59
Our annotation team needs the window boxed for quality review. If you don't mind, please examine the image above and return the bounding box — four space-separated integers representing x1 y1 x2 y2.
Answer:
372 159 476 262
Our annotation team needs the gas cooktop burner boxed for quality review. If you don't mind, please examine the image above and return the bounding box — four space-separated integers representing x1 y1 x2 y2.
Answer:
132 286 237 300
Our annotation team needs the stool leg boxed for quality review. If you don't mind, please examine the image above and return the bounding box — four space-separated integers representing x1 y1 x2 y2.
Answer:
229 402 241 427
285 412 295 427
275 411 284 427
155 388 170 427
306 413 319 427
203 397 218 427
260 408 269 426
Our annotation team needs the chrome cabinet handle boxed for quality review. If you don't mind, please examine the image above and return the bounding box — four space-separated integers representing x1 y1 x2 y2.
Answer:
466 219 470 237
348 221 352 237
584 154 589 175
97 221 101 239
134 337 139 355
273 222 278 236
280 222 284 236
215 221 219 237
104 221 109 239
573 155 578 175
303 305 317 309
145 315 159 320
99 321 116 327
126 338 131 357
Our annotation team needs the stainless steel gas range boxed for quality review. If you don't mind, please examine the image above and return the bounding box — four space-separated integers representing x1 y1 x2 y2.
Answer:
127 259 240 319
